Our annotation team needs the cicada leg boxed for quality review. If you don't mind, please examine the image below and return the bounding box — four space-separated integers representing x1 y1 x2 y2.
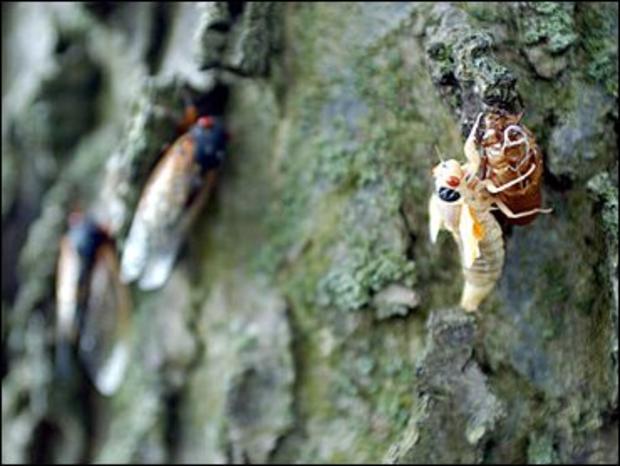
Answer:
464 112 484 176
502 125 529 151
482 163 536 194
494 199 553 219
502 125 532 189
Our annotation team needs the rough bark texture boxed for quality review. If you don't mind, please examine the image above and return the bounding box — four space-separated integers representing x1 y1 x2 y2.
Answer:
2 2 618 464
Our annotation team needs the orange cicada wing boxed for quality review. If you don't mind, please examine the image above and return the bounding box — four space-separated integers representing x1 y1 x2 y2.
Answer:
55 235 83 376
120 134 198 288
56 236 81 343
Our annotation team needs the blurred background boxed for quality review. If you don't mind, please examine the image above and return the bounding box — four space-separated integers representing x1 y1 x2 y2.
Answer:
2 2 618 463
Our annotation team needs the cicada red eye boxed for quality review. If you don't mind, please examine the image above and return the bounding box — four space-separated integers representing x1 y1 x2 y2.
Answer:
197 116 214 128
447 176 460 188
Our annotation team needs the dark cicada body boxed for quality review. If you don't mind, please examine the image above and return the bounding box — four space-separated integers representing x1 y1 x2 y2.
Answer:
56 214 131 395
120 116 228 290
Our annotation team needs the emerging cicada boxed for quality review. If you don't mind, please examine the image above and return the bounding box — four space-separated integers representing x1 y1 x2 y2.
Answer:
56 213 131 395
120 115 228 290
429 158 550 311
464 111 545 225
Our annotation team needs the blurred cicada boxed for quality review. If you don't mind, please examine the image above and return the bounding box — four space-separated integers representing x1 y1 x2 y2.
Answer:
120 115 228 290
56 213 131 395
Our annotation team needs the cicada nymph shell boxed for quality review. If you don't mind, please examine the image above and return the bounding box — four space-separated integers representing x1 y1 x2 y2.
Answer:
120 116 228 290
56 214 131 395
477 111 544 226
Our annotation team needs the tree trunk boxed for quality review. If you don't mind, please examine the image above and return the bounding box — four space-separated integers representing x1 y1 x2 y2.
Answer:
2 2 618 463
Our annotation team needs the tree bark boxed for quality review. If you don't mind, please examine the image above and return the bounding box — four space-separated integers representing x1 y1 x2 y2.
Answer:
2 2 618 463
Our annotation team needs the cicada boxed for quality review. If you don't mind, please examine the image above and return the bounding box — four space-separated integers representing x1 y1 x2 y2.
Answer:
464 111 545 225
120 115 228 290
429 159 550 311
56 213 131 395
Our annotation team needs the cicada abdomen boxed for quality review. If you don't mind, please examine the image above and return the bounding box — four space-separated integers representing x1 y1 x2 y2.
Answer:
458 206 504 311
478 111 544 226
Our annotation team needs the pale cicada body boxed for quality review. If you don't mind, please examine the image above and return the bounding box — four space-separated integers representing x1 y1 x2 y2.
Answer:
457 202 504 312
430 160 504 311
56 214 131 395
120 116 228 290
464 111 545 226
429 158 550 311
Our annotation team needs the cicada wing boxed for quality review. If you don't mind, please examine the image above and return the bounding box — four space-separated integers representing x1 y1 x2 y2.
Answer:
122 136 199 289
120 213 149 284
459 205 483 268
137 230 184 290
120 152 185 285
55 236 83 377
137 173 215 291
56 237 81 342
79 242 131 396
463 112 485 174
429 194 444 244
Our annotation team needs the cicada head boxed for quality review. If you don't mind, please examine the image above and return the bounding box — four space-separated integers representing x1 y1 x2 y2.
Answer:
190 116 228 173
432 159 466 204
66 215 108 284
432 159 464 188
